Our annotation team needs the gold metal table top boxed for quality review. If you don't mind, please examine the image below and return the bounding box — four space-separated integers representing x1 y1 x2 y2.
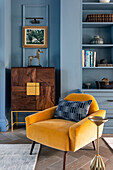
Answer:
88 116 108 126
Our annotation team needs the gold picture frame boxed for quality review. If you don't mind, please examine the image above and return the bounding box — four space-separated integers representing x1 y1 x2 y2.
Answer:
23 26 47 48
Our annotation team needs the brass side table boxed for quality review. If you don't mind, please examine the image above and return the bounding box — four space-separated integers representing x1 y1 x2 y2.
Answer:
11 111 39 132
88 116 108 170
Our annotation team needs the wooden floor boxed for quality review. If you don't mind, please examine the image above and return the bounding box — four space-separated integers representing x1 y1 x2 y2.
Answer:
0 127 113 170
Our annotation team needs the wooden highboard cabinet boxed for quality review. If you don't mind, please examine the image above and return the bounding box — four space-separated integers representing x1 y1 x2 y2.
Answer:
11 67 55 111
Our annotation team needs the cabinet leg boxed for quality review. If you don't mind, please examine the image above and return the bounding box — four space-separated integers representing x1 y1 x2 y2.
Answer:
11 111 13 132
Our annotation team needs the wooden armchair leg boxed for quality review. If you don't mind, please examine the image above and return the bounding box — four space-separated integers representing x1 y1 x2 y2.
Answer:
63 151 68 170
92 141 96 150
30 141 36 155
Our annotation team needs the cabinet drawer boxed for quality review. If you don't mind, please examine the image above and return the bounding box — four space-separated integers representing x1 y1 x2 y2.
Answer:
92 96 113 109
84 91 113 97
106 110 113 119
104 119 113 127
103 127 113 134
94 96 113 104
99 104 113 109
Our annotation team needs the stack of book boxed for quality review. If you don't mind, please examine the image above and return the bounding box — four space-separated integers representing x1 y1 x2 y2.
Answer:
82 50 96 67
98 64 113 67
86 14 113 22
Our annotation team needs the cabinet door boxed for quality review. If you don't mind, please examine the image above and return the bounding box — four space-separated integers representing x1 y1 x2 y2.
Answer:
36 68 55 110
11 68 36 111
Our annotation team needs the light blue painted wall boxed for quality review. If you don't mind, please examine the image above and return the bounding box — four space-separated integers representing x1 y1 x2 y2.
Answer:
11 0 60 103
0 0 11 131
60 0 82 98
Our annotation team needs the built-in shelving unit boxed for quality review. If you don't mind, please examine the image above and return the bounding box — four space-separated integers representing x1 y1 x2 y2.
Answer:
82 0 113 134
82 0 113 90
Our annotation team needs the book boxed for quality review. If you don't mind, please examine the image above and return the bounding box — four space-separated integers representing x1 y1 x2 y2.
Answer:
98 64 113 67
86 14 113 22
85 51 90 67
82 50 97 67
90 51 93 67
82 50 85 67
94 51 96 67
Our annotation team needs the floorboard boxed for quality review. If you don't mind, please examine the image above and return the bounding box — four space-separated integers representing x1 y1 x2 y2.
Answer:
0 127 113 170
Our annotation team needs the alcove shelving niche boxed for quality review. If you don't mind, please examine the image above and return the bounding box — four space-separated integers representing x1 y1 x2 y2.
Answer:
82 0 113 90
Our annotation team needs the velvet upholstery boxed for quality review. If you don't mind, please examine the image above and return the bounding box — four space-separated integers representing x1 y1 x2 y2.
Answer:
27 119 75 151
26 94 106 152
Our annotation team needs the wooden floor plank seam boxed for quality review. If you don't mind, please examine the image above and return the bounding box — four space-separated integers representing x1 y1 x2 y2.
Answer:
0 128 113 170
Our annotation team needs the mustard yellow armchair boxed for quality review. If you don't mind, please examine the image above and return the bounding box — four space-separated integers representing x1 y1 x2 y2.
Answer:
25 94 106 170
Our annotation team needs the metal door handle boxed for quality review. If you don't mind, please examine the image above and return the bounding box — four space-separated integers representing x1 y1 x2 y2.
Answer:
107 100 113 102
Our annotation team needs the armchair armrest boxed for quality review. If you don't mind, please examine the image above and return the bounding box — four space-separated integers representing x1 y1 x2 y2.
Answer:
69 110 106 152
25 106 57 127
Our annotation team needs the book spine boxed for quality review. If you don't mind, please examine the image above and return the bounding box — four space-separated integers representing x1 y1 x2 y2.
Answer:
108 14 112 22
101 14 104 22
112 14 113 22
105 14 109 22
84 50 86 67
94 51 96 67
85 51 90 67
82 50 84 67
90 51 93 67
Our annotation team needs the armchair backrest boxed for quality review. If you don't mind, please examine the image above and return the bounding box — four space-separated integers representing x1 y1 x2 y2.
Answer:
64 93 99 115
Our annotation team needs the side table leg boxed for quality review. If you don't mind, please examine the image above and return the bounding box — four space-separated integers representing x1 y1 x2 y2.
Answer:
11 111 13 132
16 112 18 126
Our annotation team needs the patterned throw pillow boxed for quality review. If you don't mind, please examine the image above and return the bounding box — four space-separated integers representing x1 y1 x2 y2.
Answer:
54 99 92 122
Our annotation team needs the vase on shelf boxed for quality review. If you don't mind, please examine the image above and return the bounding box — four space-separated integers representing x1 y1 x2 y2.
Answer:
99 0 110 3
90 35 104 44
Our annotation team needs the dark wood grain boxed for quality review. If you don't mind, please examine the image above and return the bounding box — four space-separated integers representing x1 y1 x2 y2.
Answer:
36 68 55 110
11 67 55 111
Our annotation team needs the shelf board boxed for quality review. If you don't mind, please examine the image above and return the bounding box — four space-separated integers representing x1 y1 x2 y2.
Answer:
82 44 113 48
82 67 113 69
83 3 113 10
82 89 113 92
82 22 113 28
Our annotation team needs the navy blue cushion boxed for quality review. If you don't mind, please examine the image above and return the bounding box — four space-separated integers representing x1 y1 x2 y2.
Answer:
54 99 92 122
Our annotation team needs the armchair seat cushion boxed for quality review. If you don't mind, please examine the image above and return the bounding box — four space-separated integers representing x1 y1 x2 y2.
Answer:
27 119 75 151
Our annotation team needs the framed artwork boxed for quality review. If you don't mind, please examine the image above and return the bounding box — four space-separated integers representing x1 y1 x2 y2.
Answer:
23 26 47 48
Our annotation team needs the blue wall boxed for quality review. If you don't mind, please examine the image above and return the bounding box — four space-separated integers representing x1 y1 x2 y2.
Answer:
0 0 5 131
0 0 60 131
11 0 60 102
60 0 82 97
0 0 11 131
